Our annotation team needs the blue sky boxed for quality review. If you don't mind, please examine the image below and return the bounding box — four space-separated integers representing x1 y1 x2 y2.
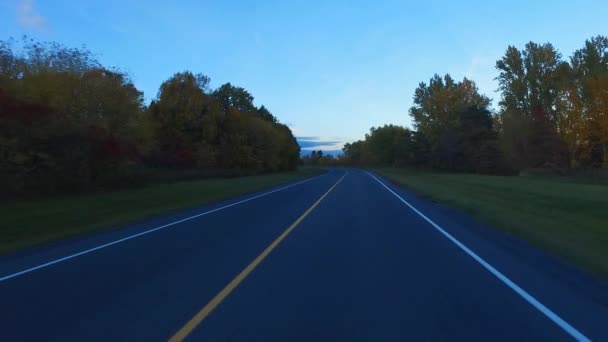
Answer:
2 0 607 152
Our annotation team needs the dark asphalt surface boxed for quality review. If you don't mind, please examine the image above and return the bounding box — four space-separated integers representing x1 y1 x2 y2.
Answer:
1 169 607 341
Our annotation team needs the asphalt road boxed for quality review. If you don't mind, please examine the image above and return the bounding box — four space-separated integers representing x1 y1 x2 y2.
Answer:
1 169 607 341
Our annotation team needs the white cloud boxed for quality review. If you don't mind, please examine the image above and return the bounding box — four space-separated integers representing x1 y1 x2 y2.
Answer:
296 136 350 151
300 143 345 151
17 0 47 30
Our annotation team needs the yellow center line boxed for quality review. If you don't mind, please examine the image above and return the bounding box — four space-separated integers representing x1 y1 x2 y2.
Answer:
169 171 347 342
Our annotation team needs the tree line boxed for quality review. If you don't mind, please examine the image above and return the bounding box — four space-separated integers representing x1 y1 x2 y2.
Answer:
342 35 608 174
300 150 349 166
0 37 299 196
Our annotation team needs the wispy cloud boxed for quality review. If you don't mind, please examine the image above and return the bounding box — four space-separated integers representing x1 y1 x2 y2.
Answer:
296 136 346 151
17 0 47 30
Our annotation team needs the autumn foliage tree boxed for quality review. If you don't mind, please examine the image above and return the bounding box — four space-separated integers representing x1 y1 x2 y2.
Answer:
569 36 608 168
344 36 608 175
497 36 608 171
0 37 300 196
409 74 500 172
0 38 145 193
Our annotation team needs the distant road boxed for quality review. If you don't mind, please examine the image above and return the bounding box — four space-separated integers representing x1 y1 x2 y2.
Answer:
1 169 606 341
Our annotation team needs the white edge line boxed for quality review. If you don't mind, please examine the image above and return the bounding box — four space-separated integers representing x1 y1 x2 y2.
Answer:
365 171 591 342
0 174 324 283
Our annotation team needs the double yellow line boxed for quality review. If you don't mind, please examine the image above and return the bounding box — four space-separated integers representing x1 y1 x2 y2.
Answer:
169 172 347 341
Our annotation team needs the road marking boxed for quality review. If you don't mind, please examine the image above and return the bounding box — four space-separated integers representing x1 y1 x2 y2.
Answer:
0 174 325 283
365 171 590 342
169 172 347 342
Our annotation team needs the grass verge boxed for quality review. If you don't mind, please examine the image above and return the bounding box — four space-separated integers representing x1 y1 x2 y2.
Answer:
374 168 608 278
0 167 325 255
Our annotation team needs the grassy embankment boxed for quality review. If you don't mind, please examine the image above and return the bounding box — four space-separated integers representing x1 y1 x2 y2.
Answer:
0 167 325 255
375 168 608 278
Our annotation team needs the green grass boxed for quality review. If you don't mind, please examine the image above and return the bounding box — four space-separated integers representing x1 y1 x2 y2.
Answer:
0 167 325 255
375 168 608 278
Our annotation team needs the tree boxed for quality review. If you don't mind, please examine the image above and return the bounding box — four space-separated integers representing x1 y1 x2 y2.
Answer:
360 125 413 166
342 141 363 164
0 38 145 193
148 71 218 168
212 83 256 114
410 74 491 169
458 106 502 173
318 154 336 166
149 74 298 172
496 42 564 122
274 123 300 170
342 126 431 169
257 105 278 123
570 36 608 167
410 131 431 167
1 37 301 196
496 42 567 170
